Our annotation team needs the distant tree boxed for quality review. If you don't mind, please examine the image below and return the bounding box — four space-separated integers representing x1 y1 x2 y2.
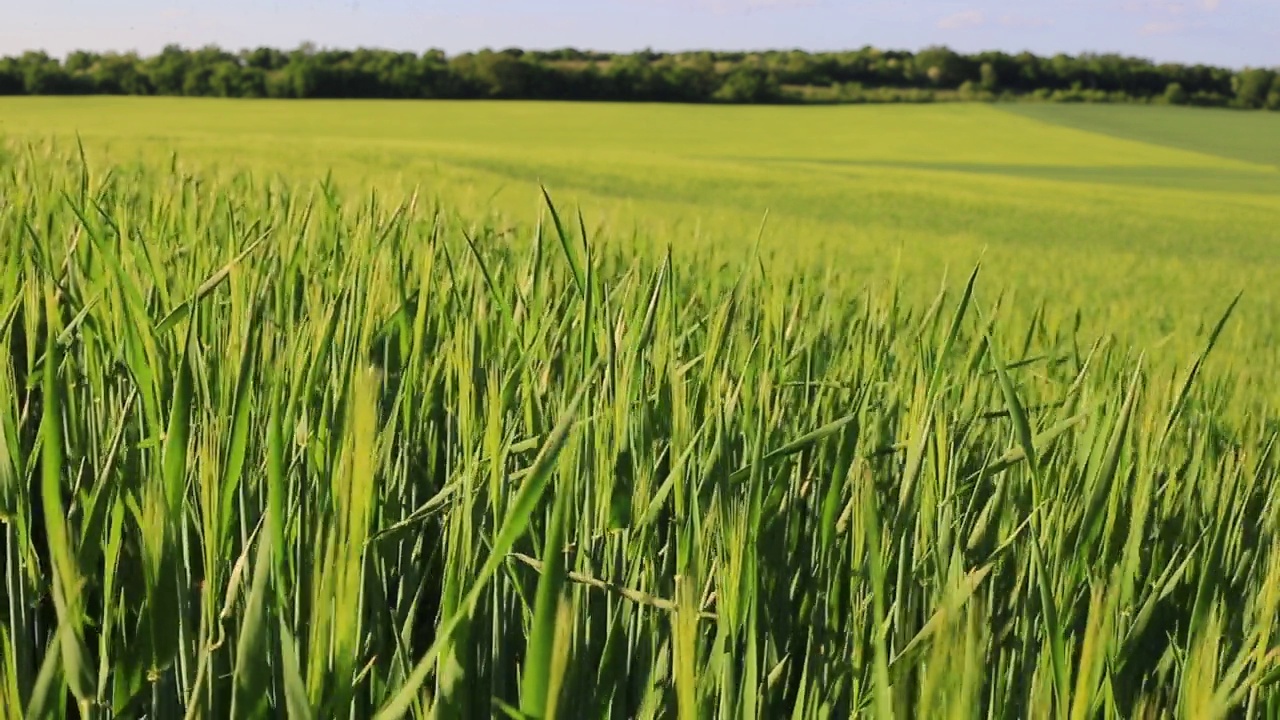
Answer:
1163 82 1188 105
264 70 295 98
64 50 98 74
980 62 999 92
0 42 1270 109
914 46 967 87
0 58 22 94
472 51 536 98
209 62 243 97
714 66 781 103
147 45 190 95
1048 53 1080 90
1012 51 1042 91
243 47 288 71
93 53 152 94
661 60 717 102
1233 68 1275 108
182 64 214 96
238 67 266 98
287 55 324 98
21 52 74 94
607 53 663 101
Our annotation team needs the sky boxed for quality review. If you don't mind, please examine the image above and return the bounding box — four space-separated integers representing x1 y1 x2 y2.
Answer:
1 0 1276 69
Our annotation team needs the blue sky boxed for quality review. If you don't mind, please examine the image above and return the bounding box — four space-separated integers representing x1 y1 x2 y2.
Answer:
2 0 1276 68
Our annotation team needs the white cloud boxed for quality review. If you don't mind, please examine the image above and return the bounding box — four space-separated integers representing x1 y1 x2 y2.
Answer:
937 9 985 30
999 13 1054 28
1126 0 1186 14
1139 20 1171 34
1126 0 1222 14
665 0 819 11
1140 20 1188 34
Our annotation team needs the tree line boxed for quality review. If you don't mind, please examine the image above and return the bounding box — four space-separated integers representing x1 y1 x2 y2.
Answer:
2 44 1278 109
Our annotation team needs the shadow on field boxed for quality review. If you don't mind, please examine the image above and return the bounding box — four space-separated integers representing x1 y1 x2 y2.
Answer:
758 158 1280 194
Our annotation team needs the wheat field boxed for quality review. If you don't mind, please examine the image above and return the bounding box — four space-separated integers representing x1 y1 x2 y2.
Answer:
1 99 1279 718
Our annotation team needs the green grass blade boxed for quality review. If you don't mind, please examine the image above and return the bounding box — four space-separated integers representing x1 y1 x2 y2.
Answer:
373 359 602 720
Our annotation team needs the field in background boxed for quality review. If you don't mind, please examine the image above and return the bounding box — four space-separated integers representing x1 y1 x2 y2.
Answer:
2 98 1278 380
2 98 1280 717
1005 103 1280 170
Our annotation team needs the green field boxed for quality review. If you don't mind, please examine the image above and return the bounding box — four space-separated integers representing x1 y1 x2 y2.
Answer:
1006 103 1280 170
2 98 1280 718
4 97 1278 373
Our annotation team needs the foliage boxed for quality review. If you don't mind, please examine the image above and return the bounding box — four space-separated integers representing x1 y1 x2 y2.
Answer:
1 123 1280 717
1164 82 1189 105
1233 69 1278 109
712 67 782 103
3 97 1279 369
0 43 1275 108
